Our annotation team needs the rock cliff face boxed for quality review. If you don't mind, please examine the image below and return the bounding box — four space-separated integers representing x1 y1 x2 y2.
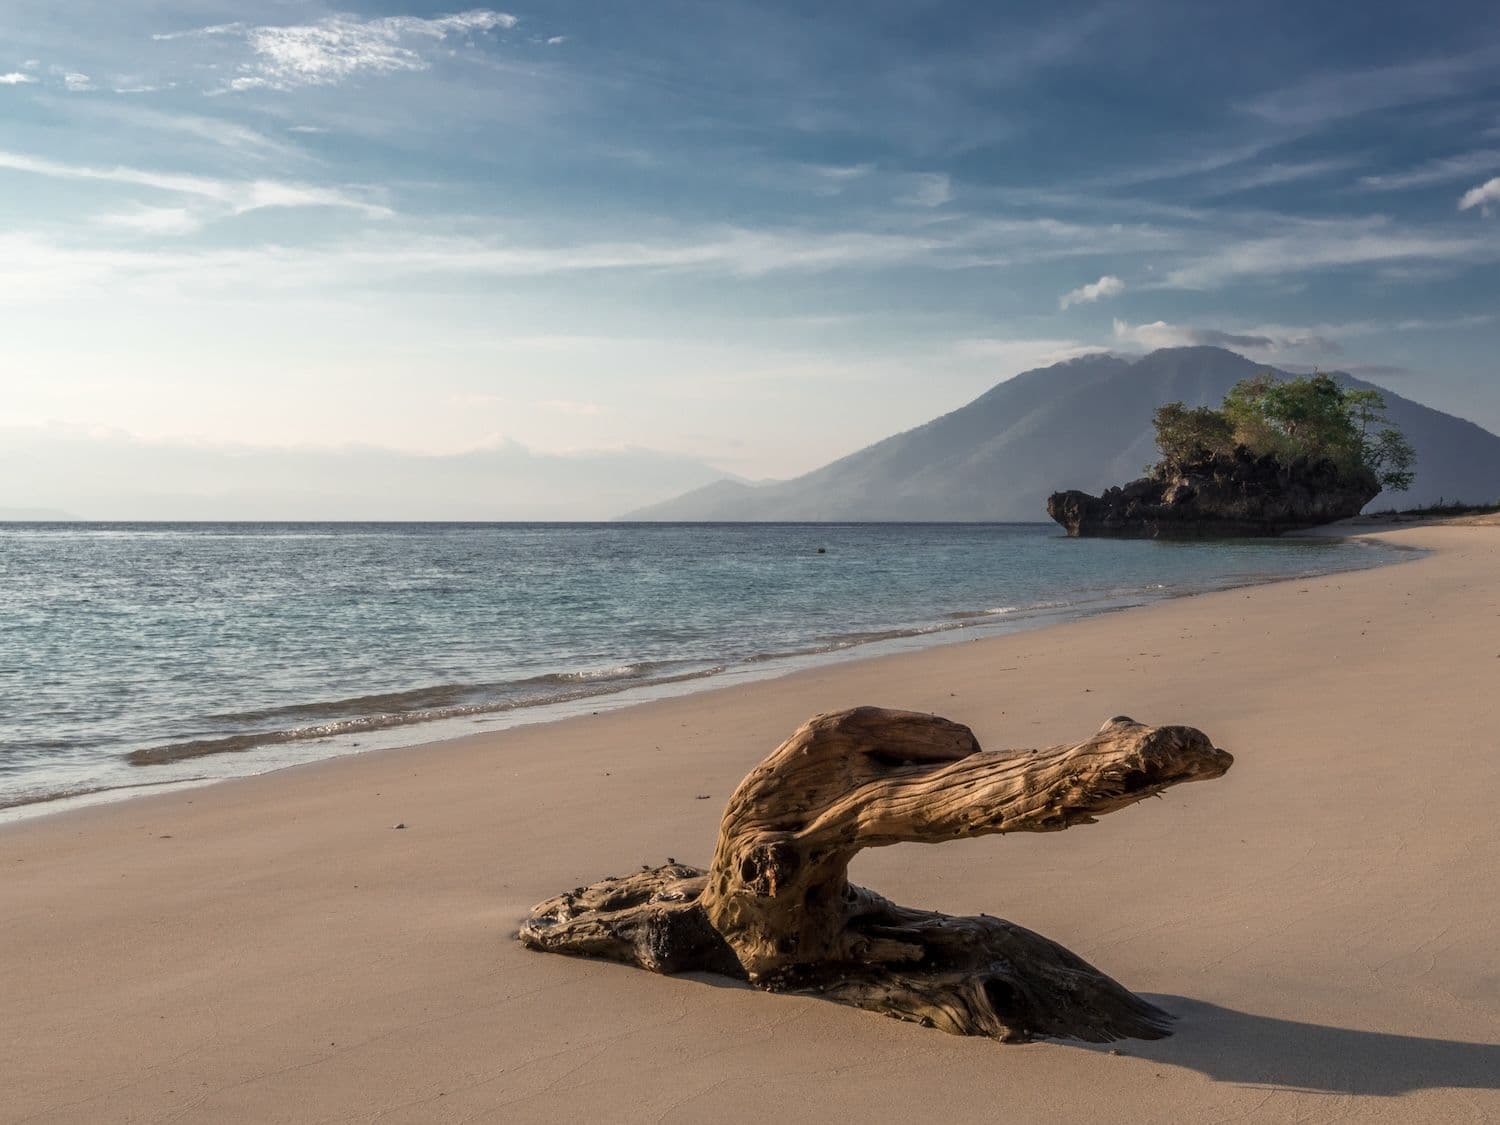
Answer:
1047 448 1381 538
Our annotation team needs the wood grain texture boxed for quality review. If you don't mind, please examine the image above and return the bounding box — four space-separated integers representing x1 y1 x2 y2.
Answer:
520 707 1232 1043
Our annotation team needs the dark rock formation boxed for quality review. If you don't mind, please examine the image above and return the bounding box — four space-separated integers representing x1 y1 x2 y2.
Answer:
1047 447 1381 538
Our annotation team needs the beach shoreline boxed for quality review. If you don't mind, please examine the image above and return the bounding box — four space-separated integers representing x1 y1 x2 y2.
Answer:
4 518 1498 1124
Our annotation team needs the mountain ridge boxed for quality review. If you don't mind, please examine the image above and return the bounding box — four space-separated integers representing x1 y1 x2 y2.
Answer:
622 347 1500 521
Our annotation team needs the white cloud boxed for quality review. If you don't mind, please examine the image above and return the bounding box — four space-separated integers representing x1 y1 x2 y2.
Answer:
1459 176 1500 214
241 180 389 214
0 149 238 200
94 206 204 236
0 149 391 219
545 36 567 46
1058 274 1125 309
156 9 519 91
1114 319 1248 350
62 72 93 92
1111 319 1342 355
898 172 952 208
1359 150 1500 191
289 125 329 134
0 72 36 85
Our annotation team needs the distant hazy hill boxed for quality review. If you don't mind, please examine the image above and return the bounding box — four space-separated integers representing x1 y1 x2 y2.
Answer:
0 432 740 522
624 347 1500 521
0 507 77 521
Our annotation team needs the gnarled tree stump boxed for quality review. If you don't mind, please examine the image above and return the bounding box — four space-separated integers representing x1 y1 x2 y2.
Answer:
520 708 1232 1043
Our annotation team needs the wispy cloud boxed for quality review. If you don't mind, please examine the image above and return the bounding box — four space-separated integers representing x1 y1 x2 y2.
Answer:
806 162 874 196
1059 274 1125 309
1244 46 1500 127
1359 150 1500 191
94 205 205 236
155 9 519 92
76 104 302 160
1200 157 1361 196
1459 176 1500 214
62 71 93 92
0 72 36 85
898 172 952 208
1160 216 1491 288
0 149 390 221
1088 140 1274 189
0 213 1185 304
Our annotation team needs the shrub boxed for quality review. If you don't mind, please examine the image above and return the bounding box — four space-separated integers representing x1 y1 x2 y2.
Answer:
1152 372 1416 491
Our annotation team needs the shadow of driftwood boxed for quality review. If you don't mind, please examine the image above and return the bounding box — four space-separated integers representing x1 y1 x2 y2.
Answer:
1081 996 1500 1095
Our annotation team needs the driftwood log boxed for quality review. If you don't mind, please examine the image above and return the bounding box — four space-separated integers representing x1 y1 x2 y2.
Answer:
520 707 1232 1043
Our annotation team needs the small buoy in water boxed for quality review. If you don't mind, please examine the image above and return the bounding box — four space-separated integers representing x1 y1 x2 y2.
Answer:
816 547 827 554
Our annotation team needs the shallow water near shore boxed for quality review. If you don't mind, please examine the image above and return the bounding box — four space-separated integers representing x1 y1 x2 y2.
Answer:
0 521 1405 817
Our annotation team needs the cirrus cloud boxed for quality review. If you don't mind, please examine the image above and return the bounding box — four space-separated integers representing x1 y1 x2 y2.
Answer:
1359 150 1500 192
0 148 393 230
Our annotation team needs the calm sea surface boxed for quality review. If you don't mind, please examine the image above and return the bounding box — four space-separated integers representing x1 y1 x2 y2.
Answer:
0 522 1403 815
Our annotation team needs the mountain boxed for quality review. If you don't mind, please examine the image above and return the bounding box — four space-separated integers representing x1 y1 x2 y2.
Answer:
624 347 1500 521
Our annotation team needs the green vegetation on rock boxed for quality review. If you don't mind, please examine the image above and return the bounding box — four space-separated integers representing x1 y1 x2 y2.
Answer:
1152 373 1417 492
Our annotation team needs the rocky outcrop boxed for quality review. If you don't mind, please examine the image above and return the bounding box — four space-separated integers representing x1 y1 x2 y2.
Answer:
1047 448 1380 538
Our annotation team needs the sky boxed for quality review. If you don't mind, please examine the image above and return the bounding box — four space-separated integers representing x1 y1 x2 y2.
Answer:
2 0 1499 516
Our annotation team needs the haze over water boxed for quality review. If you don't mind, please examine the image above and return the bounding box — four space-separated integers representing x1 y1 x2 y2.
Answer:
0 521 1403 813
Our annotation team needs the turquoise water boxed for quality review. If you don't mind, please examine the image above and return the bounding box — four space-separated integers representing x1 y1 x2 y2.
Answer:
0 521 1401 812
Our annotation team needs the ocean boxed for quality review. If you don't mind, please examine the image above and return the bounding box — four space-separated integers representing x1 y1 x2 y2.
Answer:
0 521 1404 817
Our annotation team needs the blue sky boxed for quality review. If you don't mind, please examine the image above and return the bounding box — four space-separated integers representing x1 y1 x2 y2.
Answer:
2 0 1499 512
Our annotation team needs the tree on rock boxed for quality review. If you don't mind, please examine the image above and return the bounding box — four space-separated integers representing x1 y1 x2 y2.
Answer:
1156 372 1416 492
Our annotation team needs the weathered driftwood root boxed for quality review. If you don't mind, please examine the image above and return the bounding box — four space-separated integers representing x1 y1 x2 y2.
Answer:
520 708 1232 1043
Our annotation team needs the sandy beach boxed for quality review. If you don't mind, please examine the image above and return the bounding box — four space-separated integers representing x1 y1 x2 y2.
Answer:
5 520 1499 1124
